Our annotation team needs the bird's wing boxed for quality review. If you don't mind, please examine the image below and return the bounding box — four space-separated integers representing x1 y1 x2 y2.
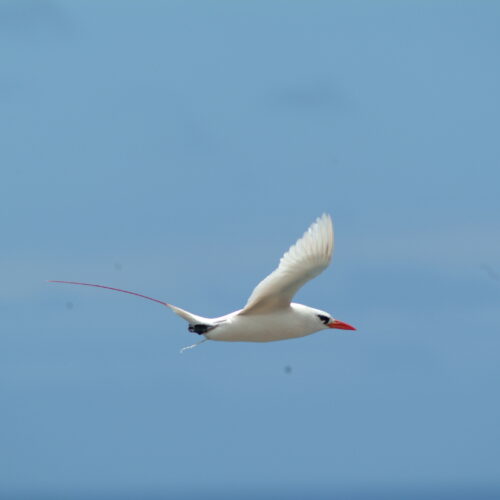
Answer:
240 214 334 315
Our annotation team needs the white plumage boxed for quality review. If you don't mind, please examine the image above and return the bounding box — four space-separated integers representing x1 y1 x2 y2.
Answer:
242 213 334 314
49 214 355 351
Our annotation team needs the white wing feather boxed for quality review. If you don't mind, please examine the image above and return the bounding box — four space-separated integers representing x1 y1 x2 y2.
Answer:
240 214 334 314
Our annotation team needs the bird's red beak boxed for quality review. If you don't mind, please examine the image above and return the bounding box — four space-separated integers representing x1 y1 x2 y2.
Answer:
328 319 356 330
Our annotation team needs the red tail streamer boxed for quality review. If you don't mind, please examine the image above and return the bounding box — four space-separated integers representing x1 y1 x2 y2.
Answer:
48 280 169 307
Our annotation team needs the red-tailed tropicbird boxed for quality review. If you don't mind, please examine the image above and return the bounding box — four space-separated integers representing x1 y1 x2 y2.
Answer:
49 214 355 352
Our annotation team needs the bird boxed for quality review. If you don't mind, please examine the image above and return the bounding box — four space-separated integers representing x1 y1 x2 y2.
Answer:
49 214 355 352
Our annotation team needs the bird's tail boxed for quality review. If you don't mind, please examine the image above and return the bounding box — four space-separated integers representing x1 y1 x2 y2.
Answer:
166 303 211 325
47 280 210 324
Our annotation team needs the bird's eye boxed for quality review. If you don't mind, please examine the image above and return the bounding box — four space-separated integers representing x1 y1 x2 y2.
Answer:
317 314 329 325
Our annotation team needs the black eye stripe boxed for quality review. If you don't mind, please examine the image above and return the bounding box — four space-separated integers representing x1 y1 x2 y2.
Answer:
317 315 329 325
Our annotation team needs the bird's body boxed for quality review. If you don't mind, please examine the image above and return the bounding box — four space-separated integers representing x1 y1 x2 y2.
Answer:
49 214 355 350
191 303 335 343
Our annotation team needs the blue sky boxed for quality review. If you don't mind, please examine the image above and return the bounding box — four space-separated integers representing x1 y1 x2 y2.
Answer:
1 1 500 498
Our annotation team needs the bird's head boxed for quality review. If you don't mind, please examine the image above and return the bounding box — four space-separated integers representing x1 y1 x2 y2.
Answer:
315 310 356 331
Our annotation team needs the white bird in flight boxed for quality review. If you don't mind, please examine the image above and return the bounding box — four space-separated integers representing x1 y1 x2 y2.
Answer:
49 214 355 352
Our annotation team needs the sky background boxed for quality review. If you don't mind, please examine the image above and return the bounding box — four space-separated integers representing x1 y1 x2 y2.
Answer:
1 1 500 498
